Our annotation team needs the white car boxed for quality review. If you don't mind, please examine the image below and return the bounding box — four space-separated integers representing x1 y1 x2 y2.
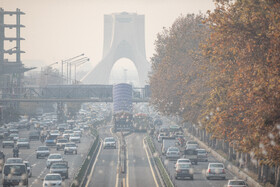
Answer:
166 147 180 160
206 163 226 180
64 143 78 154
227 180 248 187
46 154 63 168
69 134 81 143
24 161 32 177
103 137 117 149
174 158 191 168
17 138 30 149
43 173 62 186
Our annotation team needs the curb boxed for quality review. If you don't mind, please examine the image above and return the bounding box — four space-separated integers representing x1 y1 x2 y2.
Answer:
184 129 263 187
144 137 165 187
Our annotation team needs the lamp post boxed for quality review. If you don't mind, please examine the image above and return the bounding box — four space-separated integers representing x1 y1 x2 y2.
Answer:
69 57 90 84
44 61 58 86
60 53 84 84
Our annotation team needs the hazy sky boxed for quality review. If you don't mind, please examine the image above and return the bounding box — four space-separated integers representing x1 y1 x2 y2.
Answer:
1 0 215 84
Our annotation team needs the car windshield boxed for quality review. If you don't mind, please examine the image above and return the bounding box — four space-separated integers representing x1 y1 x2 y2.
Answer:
45 174 62 181
105 138 115 142
210 163 224 168
65 144 76 147
7 158 23 163
178 159 190 163
229 181 246 185
18 138 28 142
51 163 67 169
58 139 67 143
38 147 49 151
168 147 179 152
49 155 62 159
197 149 206 154
4 165 26 175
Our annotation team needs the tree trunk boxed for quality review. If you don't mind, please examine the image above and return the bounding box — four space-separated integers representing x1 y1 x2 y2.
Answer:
228 146 233 161
275 165 280 187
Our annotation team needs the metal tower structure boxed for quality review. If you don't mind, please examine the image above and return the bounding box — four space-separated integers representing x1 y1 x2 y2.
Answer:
0 8 32 124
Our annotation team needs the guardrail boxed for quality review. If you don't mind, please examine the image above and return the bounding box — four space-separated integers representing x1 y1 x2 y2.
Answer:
71 134 100 187
146 136 174 187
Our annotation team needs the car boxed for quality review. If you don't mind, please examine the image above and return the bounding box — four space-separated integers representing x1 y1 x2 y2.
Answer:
69 134 81 143
186 144 198 150
227 180 248 187
43 173 62 186
36 146 50 158
0 151 5 172
166 147 180 160
23 161 32 177
56 138 68 150
184 149 198 165
103 137 117 149
175 163 194 180
174 158 191 168
45 134 58 146
2 163 28 186
6 158 23 164
46 154 63 168
17 138 30 149
186 140 198 146
29 131 40 141
64 142 78 154
2 137 14 148
50 161 69 179
9 133 19 142
157 133 167 142
206 163 226 180
197 149 208 162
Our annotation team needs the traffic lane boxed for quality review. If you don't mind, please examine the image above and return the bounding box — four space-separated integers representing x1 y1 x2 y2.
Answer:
126 133 157 187
0 132 94 187
164 154 234 187
153 137 235 187
29 134 94 187
87 124 119 187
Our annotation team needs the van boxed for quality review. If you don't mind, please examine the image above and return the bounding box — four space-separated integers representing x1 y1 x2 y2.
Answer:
2 163 28 186
161 138 176 155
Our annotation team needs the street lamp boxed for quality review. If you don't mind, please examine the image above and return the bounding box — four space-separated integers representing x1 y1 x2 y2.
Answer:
43 61 59 86
60 53 84 84
69 58 90 84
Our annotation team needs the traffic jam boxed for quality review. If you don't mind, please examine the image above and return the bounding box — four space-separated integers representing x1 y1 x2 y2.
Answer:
0 112 94 187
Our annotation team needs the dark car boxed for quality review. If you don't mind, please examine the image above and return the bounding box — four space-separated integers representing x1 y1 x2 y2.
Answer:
0 151 5 172
29 131 40 141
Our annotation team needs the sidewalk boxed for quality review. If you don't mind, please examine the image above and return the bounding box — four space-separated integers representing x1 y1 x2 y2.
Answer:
184 129 263 187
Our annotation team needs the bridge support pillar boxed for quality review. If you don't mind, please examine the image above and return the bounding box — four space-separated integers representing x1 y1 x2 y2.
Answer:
57 102 65 123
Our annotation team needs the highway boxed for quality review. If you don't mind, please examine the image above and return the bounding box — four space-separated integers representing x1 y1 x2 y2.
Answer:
153 123 237 187
0 126 94 187
86 125 119 187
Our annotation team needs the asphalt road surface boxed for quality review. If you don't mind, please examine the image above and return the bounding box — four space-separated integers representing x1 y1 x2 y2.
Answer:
86 125 119 187
126 133 158 187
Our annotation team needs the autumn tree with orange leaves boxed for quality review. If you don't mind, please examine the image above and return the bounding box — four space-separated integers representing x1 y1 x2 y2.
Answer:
150 0 280 185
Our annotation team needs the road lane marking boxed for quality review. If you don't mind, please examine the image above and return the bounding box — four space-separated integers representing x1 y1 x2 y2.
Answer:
143 137 159 187
115 137 121 187
126 140 129 187
85 139 103 187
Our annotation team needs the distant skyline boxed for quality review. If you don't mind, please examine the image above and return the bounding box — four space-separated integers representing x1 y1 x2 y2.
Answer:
1 0 215 85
